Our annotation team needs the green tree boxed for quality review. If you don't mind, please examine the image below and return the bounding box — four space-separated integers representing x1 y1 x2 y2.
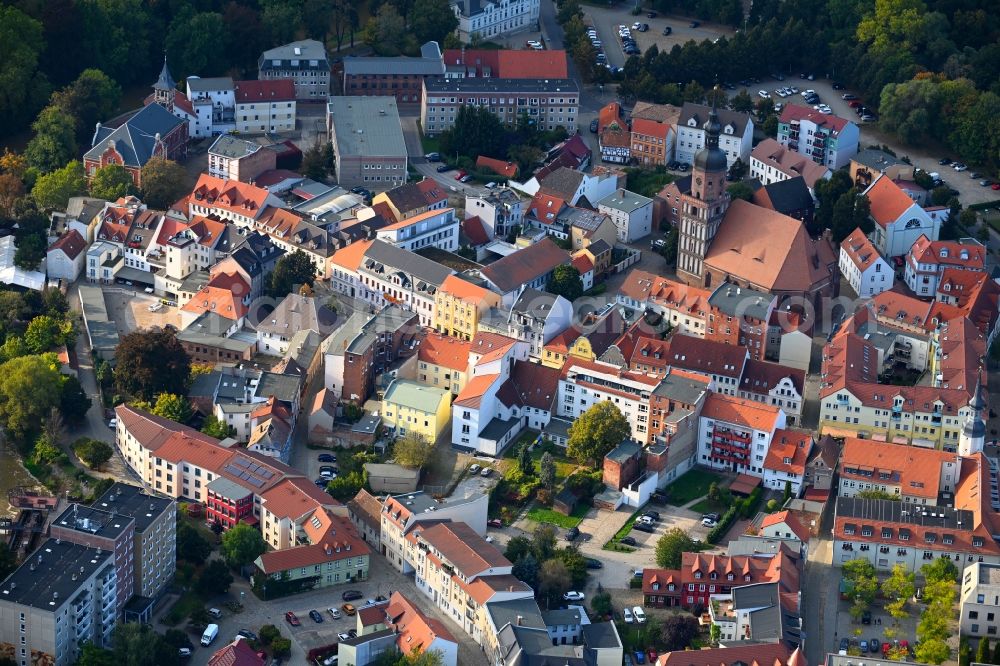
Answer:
408 0 458 45
31 160 86 210
554 546 589 589
566 401 630 465
883 564 915 620
991 640 1000 665
656 527 695 569
60 375 91 426
25 105 78 174
538 558 571 607
915 638 950 665
532 524 558 562
661 614 700 651
591 591 612 616
856 488 899 500
89 164 136 201
921 557 959 583
139 158 188 209
0 336 27 363
111 617 179 666
0 355 64 445
660 226 678 266
76 643 115 666
731 90 755 114
726 182 754 201
271 637 292 659
201 415 236 439
176 521 212 565
977 639 991 665
23 315 62 353
50 69 121 143
0 7 48 129
546 264 583 301
166 10 230 78
32 434 62 465
114 328 191 401
301 144 329 181
539 452 556 491
327 470 367 501
438 105 506 161
152 393 193 424
512 553 540 589
196 559 233 596
13 235 45 270
504 535 532 563
517 442 534 476
259 624 281 646
364 3 410 56
221 523 267 568
74 438 113 470
268 250 318 298
392 432 434 469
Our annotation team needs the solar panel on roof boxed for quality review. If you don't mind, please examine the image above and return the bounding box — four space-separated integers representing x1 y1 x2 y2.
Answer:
234 458 250 468
247 477 264 488
223 464 242 476
260 469 274 479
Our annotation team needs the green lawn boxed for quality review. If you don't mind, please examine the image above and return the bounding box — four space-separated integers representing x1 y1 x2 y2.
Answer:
416 121 440 155
689 497 729 515
503 431 577 484
526 503 590 528
665 469 726 506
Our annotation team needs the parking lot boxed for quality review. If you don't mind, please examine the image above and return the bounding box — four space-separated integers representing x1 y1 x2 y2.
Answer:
102 287 181 333
582 6 734 68
831 595 921 658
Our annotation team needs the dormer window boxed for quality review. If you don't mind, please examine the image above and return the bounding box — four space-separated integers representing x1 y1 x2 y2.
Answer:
940 248 948 258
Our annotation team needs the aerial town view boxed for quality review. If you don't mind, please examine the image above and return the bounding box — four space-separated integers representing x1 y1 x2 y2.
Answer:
0 0 998 665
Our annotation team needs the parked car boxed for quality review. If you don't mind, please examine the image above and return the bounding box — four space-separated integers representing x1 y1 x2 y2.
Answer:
758 90 770 99
689 20 699 27
586 558 603 569
319 466 336 478
424 152 440 162
563 591 585 601
647 650 658 663
309 610 323 623
314 478 328 487
341 603 357 616
565 526 580 541
318 453 336 462
178 648 192 658
436 164 450 173
460 174 473 183
237 630 258 642
870 639 881 654
861 610 872 625
939 157 953 165
633 522 654 533
590 119 599 132
487 518 502 528
328 607 342 619
644 511 660 520
623 607 635 623
860 640 869 652
633 607 646 624
454 170 467 180
841 93 857 100
662 25 672 35
703 513 720 521
839 638 849 654
285 611 300 627
620 536 638 546
469 463 480 474
701 518 718 528
526 40 543 49
338 632 352 641
647 10 657 17
480 467 491 476
342 590 363 601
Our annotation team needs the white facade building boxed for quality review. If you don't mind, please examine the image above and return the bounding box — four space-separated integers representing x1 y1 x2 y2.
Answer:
596 189 653 243
375 207 460 252
839 227 893 297
674 103 753 168
452 0 540 42
961 562 1000 638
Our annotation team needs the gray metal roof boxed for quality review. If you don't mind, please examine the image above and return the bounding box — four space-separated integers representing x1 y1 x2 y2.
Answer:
680 102 752 135
541 607 585 626
85 103 185 168
255 294 336 337
93 482 173 533
256 372 301 402
362 240 453 288
708 283 772 321
209 135 261 160
853 148 904 171
186 76 234 92
343 41 444 76
328 97 406 158
597 188 653 214
581 622 621 649
260 39 329 69
486 597 546 631
651 370 709 404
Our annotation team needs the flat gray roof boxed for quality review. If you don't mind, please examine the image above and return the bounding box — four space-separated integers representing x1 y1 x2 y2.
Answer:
209 135 261 159
187 76 234 92
598 189 653 213
93 482 173 533
0 539 112 610
425 78 579 95
328 97 406 158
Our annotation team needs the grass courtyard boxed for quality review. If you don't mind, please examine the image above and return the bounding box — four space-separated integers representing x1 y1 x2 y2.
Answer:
525 503 591 529
664 469 726 506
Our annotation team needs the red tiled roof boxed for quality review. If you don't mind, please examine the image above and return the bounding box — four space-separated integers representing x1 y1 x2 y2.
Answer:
460 216 489 246
663 333 748 380
385 591 457 651
619 270 712 317
418 333 472 373
441 49 568 78
866 175 917 229
642 567 681 595
469 331 518 365
701 393 781 432
507 360 561 411
476 156 518 178
840 227 884 272
528 192 567 222
571 253 594 275
631 116 672 141
740 358 805 395
234 79 295 103
598 102 626 134
208 639 264 666
191 174 270 217
779 103 850 133
907 234 985 270
415 522 510 577
762 430 811 477
49 229 87 260
839 437 955 499
255 513 370 573
657 643 793 666
760 510 810 542
479 237 570 293
260 476 337 521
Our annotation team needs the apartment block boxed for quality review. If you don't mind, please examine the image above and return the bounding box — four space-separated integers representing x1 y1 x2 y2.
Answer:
777 104 859 170
421 78 578 135
0 540 117 666
960 562 1000 638
674 103 753 168
452 0 540 42
328 97 407 192
208 135 277 182
697 393 786 478
432 275 502 341
375 207 460 252
258 40 330 100
379 492 488 574
840 227 893 298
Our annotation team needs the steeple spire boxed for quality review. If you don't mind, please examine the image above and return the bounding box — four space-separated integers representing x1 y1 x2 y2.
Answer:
153 52 175 93
959 367 987 457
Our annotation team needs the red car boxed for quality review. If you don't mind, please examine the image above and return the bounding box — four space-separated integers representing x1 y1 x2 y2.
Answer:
285 611 300 627
848 100 862 108
992 183 999 190
454 170 467 180
487 519 503 528
647 649 658 663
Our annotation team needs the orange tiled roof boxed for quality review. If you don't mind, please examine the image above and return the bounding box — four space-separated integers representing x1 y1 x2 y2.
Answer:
760 510 810 542
416 522 510 577
49 230 87 260
385 591 457 651
191 174 270 216
439 273 494 303
418 333 472 373
469 331 518 365
840 227 883 272
528 192 567 222
701 393 781 432
255 514 370 574
571 253 594 275
839 437 955 499
188 215 227 248
620 270 712 316
543 327 582 355
182 279 250 319
476 156 518 179
750 138 830 190
762 430 811 477
631 116 672 141
908 234 985 270
260 476 336 521
453 373 499 408
208 638 264 666
329 240 373 272
866 175 916 229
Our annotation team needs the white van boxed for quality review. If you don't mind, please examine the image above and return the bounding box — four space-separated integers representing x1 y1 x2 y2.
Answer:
201 624 219 646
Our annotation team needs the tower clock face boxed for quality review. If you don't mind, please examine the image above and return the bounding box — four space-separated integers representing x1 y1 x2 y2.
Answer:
696 177 702 186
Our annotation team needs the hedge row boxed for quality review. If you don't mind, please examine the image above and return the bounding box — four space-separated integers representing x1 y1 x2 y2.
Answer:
706 488 764 544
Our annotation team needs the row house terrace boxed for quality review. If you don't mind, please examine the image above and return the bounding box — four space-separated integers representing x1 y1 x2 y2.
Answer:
558 358 661 444
187 174 283 228
697 393 786 478
617 270 712 338
357 240 454 326
837 437 959 505
679 546 800 609
379 492 488 574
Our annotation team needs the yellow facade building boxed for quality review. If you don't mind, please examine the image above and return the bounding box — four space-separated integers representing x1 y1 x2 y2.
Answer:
417 333 472 395
432 274 501 341
382 379 452 442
